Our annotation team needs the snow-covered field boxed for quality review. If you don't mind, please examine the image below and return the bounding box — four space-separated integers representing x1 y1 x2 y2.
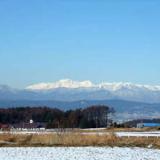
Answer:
82 131 160 137
0 147 160 160
116 131 160 137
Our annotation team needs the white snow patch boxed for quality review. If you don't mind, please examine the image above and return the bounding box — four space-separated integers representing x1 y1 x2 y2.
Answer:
116 131 160 137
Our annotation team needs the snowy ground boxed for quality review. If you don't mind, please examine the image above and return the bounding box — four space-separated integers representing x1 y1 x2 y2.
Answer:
116 131 160 137
82 131 160 137
0 147 160 160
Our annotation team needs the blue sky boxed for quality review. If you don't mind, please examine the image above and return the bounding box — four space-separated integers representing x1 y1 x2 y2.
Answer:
0 0 160 88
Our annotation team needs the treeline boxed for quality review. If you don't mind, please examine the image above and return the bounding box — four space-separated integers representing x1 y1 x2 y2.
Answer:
0 105 114 128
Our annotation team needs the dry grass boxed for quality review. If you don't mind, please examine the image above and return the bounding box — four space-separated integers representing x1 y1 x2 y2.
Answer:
0 132 160 148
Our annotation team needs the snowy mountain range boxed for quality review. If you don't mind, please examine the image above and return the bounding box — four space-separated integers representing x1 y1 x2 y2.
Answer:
26 79 160 92
0 79 160 103
0 79 160 120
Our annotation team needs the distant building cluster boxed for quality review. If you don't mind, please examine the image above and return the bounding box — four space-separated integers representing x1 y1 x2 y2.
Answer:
137 123 160 128
0 119 46 131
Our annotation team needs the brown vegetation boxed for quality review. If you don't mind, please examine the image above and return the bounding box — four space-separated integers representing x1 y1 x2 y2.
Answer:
0 132 160 148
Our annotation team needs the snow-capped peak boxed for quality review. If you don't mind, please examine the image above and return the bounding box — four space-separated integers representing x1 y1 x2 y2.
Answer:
26 79 160 92
26 79 95 90
99 82 160 91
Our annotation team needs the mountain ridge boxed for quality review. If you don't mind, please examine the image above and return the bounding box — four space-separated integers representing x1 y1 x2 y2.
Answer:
26 79 160 91
1 79 160 103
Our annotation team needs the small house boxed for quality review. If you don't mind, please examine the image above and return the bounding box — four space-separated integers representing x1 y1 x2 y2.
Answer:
0 123 10 131
12 119 46 131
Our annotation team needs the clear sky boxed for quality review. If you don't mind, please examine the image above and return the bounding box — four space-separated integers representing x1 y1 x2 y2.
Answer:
0 0 160 88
